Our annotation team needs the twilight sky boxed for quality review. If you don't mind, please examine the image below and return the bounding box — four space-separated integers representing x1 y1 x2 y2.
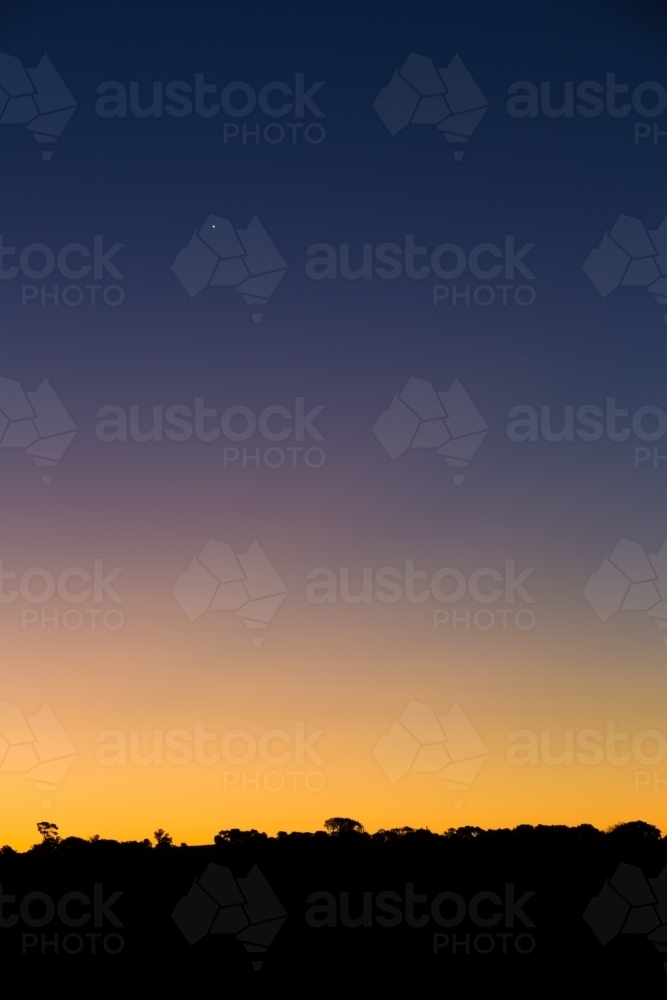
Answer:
1 0 667 848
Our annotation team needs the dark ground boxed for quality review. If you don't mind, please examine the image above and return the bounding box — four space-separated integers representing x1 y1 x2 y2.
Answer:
0 820 665 993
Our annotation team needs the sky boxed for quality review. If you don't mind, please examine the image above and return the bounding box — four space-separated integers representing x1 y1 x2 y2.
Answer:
0 0 667 849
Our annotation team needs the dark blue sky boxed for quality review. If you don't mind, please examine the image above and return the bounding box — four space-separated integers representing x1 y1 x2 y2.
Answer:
1 0 665 394
2 0 666 555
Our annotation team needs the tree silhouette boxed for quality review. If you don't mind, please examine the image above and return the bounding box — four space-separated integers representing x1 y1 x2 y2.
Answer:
153 828 173 848
324 817 365 836
36 821 60 846
214 827 268 845
607 820 662 840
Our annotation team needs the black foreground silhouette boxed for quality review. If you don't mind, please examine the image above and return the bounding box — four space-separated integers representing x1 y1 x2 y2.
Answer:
2 818 666 992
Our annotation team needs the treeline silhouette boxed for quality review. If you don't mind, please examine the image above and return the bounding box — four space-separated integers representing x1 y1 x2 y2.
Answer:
6 815 664 853
3 817 666 991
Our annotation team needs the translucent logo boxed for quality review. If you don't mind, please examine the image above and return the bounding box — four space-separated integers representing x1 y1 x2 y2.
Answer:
584 538 667 643
373 52 488 161
583 214 667 321
373 701 488 806
171 539 287 647
0 701 77 808
171 215 287 323
172 863 286 971
0 53 76 160
585 862 667 970
373 376 488 485
0 377 77 484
